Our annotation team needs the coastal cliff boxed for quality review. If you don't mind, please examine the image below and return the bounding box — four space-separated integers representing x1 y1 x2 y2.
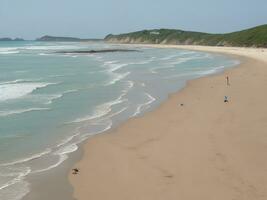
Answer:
105 25 267 47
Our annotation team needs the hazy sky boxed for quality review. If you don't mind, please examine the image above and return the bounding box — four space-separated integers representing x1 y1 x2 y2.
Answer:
0 0 266 39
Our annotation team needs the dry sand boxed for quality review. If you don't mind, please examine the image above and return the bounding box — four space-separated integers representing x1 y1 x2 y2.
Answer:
69 45 267 200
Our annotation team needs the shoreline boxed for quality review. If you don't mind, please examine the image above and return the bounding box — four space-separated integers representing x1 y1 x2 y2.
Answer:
69 45 267 200
20 43 234 200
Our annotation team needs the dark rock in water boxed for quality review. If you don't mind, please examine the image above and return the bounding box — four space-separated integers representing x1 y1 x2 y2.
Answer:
56 49 140 54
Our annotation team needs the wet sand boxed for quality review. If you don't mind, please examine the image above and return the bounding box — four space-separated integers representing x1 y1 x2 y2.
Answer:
70 45 267 200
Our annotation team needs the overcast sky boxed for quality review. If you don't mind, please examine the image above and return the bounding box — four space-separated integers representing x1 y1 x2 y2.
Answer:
0 0 266 39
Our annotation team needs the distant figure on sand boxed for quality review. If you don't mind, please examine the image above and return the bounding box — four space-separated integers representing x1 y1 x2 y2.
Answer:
226 76 230 86
72 168 79 175
224 96 229 103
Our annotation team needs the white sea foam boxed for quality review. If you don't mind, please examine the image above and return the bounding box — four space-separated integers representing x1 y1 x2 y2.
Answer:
22 45 79 51
0 167 28 178
0 47 18 52
162 72 192 79
150 65 175 74
30 93 63 105
151 55 212 74
103 60 119 65
71 95 127 123
169 55 208 65
27 89 77 105
159 54 179 61
32 144 78 173
46 94 63 104
196 66 225 76
0 166 30 200
0 167 31 190
0 79 40 85
178 51 196 55
80 120 113 140
48 74 64 78
108 63 129 72
55 144 78 155
0 149 52 167
39 53 49 56
104 107 128 119
150 68 158 74
163 65 226 80
56 132 81 147
0 134 24 140
0 51 20 55
0 48 20 55
71 106 111 123
0 80 24 85
0 108 50 117
102 62 131 85
127 59 154 65
0 82 55 102
70 88 129 124
63 89 79 94
141 83 146 87
0 178 30 200
106 71 131 86
31 154 68 174
124 80 134 89
35 121 115 174
132 93 156 117
48 73 75 78
0 78 43 85
95 56 103 61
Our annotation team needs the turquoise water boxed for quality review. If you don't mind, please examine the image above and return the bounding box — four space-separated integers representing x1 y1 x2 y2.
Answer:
0 41 239 199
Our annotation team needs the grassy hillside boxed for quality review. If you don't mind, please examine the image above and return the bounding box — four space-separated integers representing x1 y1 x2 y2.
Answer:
105 25 267 47
36 35 103 42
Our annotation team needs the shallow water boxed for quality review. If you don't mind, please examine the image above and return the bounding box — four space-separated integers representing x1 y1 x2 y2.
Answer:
0 41 239 199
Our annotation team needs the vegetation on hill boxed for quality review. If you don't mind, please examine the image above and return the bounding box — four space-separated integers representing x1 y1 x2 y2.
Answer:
105 25 267 47
36 35 103 42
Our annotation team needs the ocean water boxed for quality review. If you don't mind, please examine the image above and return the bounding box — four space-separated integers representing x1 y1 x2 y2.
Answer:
0 41 239 199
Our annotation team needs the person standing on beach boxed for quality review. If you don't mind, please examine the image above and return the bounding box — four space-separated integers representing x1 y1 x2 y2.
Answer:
226 76 230 86
224 96 229 103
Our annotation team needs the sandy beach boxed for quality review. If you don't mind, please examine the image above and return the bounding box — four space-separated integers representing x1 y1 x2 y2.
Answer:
69 45 267 200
